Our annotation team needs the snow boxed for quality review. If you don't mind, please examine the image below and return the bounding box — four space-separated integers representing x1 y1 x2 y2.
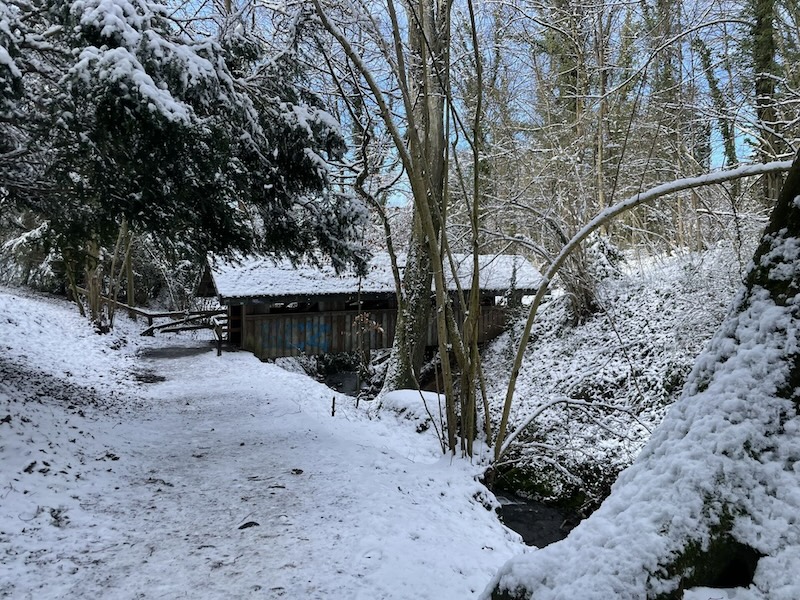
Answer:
209 252 543 302
0 2 22 83
0 46 20 78
71 0 156 48
281 102 342 143
380 390 446 434
0 287 524 599
482 245 746 502
482 233 800 597
683 589 758 600
72 45 193 123
65 0 243 127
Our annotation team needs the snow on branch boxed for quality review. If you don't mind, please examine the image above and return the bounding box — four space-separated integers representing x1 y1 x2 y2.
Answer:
563 161 794 272
494 159 795 461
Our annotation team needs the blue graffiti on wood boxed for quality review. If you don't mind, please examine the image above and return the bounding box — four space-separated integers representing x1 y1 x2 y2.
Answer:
261 319 331 354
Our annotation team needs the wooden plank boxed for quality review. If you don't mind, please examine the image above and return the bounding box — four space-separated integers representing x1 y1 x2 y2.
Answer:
254 317 264 359
304 315 312 354
297 315 303 356
273 316 281 357
248 316 255 354
242 315 251 352
304 315 313 355
159 324 213 333
257 317 267 359
312 315 320 354
267 316 276 357
279 316 287 357
255 317 265 359
334 314 344 353
324 314 332 354
316 314 326 355
342 313 349 353
224 304 512 358
321 314 331 354
344 313 352 354
259 316 266 357
298 315 304 356
276 316 284 357
286 315 295 356
252 316 261 358
278 316 286 357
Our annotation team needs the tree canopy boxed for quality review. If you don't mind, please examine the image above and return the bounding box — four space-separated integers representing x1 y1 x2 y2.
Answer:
0 0 367 278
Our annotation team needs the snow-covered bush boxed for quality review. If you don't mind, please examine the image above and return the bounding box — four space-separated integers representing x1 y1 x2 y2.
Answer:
381 389 446 434
0 221 60 291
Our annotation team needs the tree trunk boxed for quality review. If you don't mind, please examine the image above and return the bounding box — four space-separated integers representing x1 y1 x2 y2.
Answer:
381 0 450 395
312 0 479 453
487 151 800 599
84 239 104 329
383 225 433 390
753 0 784 202
126 245 135 319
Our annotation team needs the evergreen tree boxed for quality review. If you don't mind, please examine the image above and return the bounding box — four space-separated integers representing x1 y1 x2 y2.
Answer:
0 0 366 322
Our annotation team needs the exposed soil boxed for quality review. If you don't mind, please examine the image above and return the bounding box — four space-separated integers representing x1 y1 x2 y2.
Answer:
137 345 215 359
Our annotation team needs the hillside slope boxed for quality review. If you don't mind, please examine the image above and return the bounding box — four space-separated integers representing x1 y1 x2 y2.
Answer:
484 244 750 505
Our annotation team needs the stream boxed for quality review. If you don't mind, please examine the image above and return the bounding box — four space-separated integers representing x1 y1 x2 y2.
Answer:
496 494 580 547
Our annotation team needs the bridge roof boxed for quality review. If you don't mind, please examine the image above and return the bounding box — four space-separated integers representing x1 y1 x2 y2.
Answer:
208 252 542 304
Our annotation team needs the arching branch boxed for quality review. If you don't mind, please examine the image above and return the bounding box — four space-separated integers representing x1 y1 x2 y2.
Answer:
494 159 795 461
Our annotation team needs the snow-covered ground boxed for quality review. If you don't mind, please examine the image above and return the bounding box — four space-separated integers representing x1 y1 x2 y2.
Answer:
0 287 524 599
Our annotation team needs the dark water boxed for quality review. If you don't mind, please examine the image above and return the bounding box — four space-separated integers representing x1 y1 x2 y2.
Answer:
496 494 579 547
324 371 360 396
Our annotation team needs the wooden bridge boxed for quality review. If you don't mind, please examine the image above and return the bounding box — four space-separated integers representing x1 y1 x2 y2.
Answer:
201 252 541 361
238 305 507 359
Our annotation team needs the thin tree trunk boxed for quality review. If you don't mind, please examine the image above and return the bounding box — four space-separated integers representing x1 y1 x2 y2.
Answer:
84 239 103 328
63 251 86 318
126 245 135 319
753 0 784 201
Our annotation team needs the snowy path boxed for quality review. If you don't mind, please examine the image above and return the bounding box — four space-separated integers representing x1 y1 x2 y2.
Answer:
1 289 523 599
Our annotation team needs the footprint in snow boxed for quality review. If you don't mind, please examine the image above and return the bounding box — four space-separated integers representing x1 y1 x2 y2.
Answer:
362 548 384 561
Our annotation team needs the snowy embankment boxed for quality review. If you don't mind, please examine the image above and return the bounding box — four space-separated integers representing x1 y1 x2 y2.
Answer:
0 287 524 599
482 170 800 599
484 244 749 503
